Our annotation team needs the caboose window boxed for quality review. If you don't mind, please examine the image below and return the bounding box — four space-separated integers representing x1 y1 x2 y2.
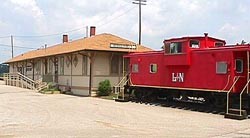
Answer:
216 62 227 74
150 64 157 73
170 42 182 54
235 59 243 73
190 40 200 48
215 42 224 47
132 64 139 73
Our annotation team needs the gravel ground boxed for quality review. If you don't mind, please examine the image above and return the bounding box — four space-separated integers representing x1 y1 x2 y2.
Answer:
0 83 250 138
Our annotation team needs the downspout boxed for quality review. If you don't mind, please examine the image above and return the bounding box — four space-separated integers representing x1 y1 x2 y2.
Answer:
89 56 92 96
70 54 73 88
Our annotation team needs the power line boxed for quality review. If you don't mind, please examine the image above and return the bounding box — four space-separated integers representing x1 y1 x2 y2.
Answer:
0 2 136 58
0 36 10 39
0 43 37 49
1 3 132 39
98 5 136 28
8 4 130 38
96 3 131 23
14 27 86 38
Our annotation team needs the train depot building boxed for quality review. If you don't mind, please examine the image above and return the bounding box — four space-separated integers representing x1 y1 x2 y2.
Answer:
4 27 151 96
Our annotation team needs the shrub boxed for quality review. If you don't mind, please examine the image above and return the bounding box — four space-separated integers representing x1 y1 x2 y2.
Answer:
41 82 59 91
97 80 111 96
47 82 58 90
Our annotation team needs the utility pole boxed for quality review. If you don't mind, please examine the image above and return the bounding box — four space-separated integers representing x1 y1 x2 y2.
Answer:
132 0 146 45
11 35 14 58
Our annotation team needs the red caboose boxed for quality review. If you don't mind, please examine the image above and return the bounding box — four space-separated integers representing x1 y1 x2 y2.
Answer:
123 33 250 119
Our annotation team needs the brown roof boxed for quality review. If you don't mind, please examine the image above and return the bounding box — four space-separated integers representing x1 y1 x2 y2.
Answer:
5 33 152 63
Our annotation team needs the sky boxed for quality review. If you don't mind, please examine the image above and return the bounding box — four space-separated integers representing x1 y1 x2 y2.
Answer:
0 0 250 63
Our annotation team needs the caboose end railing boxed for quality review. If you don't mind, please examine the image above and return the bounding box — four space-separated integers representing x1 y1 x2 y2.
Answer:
239 79 250 116
226 76 240 114
114 73 130 100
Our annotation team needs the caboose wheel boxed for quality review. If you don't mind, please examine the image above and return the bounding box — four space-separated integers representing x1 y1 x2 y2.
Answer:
134 91 142 100
204 94 215 107
214 96 226 109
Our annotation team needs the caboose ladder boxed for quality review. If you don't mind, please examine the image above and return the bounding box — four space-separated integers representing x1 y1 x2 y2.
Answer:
114 73 130 102
225 76 248 120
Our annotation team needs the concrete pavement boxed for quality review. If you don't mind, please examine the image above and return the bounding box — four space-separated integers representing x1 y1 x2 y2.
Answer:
0 84 250 137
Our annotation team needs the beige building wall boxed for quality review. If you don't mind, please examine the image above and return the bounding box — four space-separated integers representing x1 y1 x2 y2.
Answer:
92 52 123 89
8 51 125 96
9 63 14 73
93 52 110 76
58 54 90 96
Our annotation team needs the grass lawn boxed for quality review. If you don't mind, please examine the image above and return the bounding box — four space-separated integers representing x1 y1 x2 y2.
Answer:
98 93 118 100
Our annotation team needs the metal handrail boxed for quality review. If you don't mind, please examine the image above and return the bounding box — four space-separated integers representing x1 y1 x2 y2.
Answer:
114 73 130 100
226 76 240 114
221 75 231 91
115 73 130 87
114 78 130 93
239 79 250 116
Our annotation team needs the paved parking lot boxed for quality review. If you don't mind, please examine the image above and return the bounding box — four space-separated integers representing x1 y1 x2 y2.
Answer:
0 83 250 138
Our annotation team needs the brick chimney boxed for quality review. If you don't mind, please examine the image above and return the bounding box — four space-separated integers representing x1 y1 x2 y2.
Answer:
63 34 68 43
90 26 96 37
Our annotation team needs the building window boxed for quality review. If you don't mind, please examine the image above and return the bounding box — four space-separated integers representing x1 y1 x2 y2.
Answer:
35 60 41 75
111 55 119 74
190 40 200 48
48 59 53 74
235 59 243 73
216 62 227 74
123 58 129 74
82 55 88 75
170 42 182 54
132 64 139 73
17 67 22 73
150 64 157 73
60 57 64 75
26 65 32 72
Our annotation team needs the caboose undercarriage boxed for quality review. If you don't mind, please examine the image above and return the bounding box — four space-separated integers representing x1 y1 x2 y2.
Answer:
121 85 250 120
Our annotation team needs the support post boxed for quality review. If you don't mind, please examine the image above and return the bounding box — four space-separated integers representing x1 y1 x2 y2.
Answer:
247 51 249 94
132 0 147 45
11 35 14 58
70 54 73 88
88 52 95 96
89 56 92 96
32 61 35 80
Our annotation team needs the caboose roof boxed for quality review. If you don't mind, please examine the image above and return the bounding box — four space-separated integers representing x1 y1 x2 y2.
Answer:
164 36 226 43
190 45 250 54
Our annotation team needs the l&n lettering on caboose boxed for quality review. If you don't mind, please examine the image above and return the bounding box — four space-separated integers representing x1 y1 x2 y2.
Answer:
172 73 184 82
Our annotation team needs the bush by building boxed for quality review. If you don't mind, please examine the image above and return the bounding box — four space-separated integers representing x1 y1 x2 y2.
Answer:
97 79 111 96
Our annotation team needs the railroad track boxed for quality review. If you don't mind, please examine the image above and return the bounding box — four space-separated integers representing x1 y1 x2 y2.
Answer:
130 98 228 116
